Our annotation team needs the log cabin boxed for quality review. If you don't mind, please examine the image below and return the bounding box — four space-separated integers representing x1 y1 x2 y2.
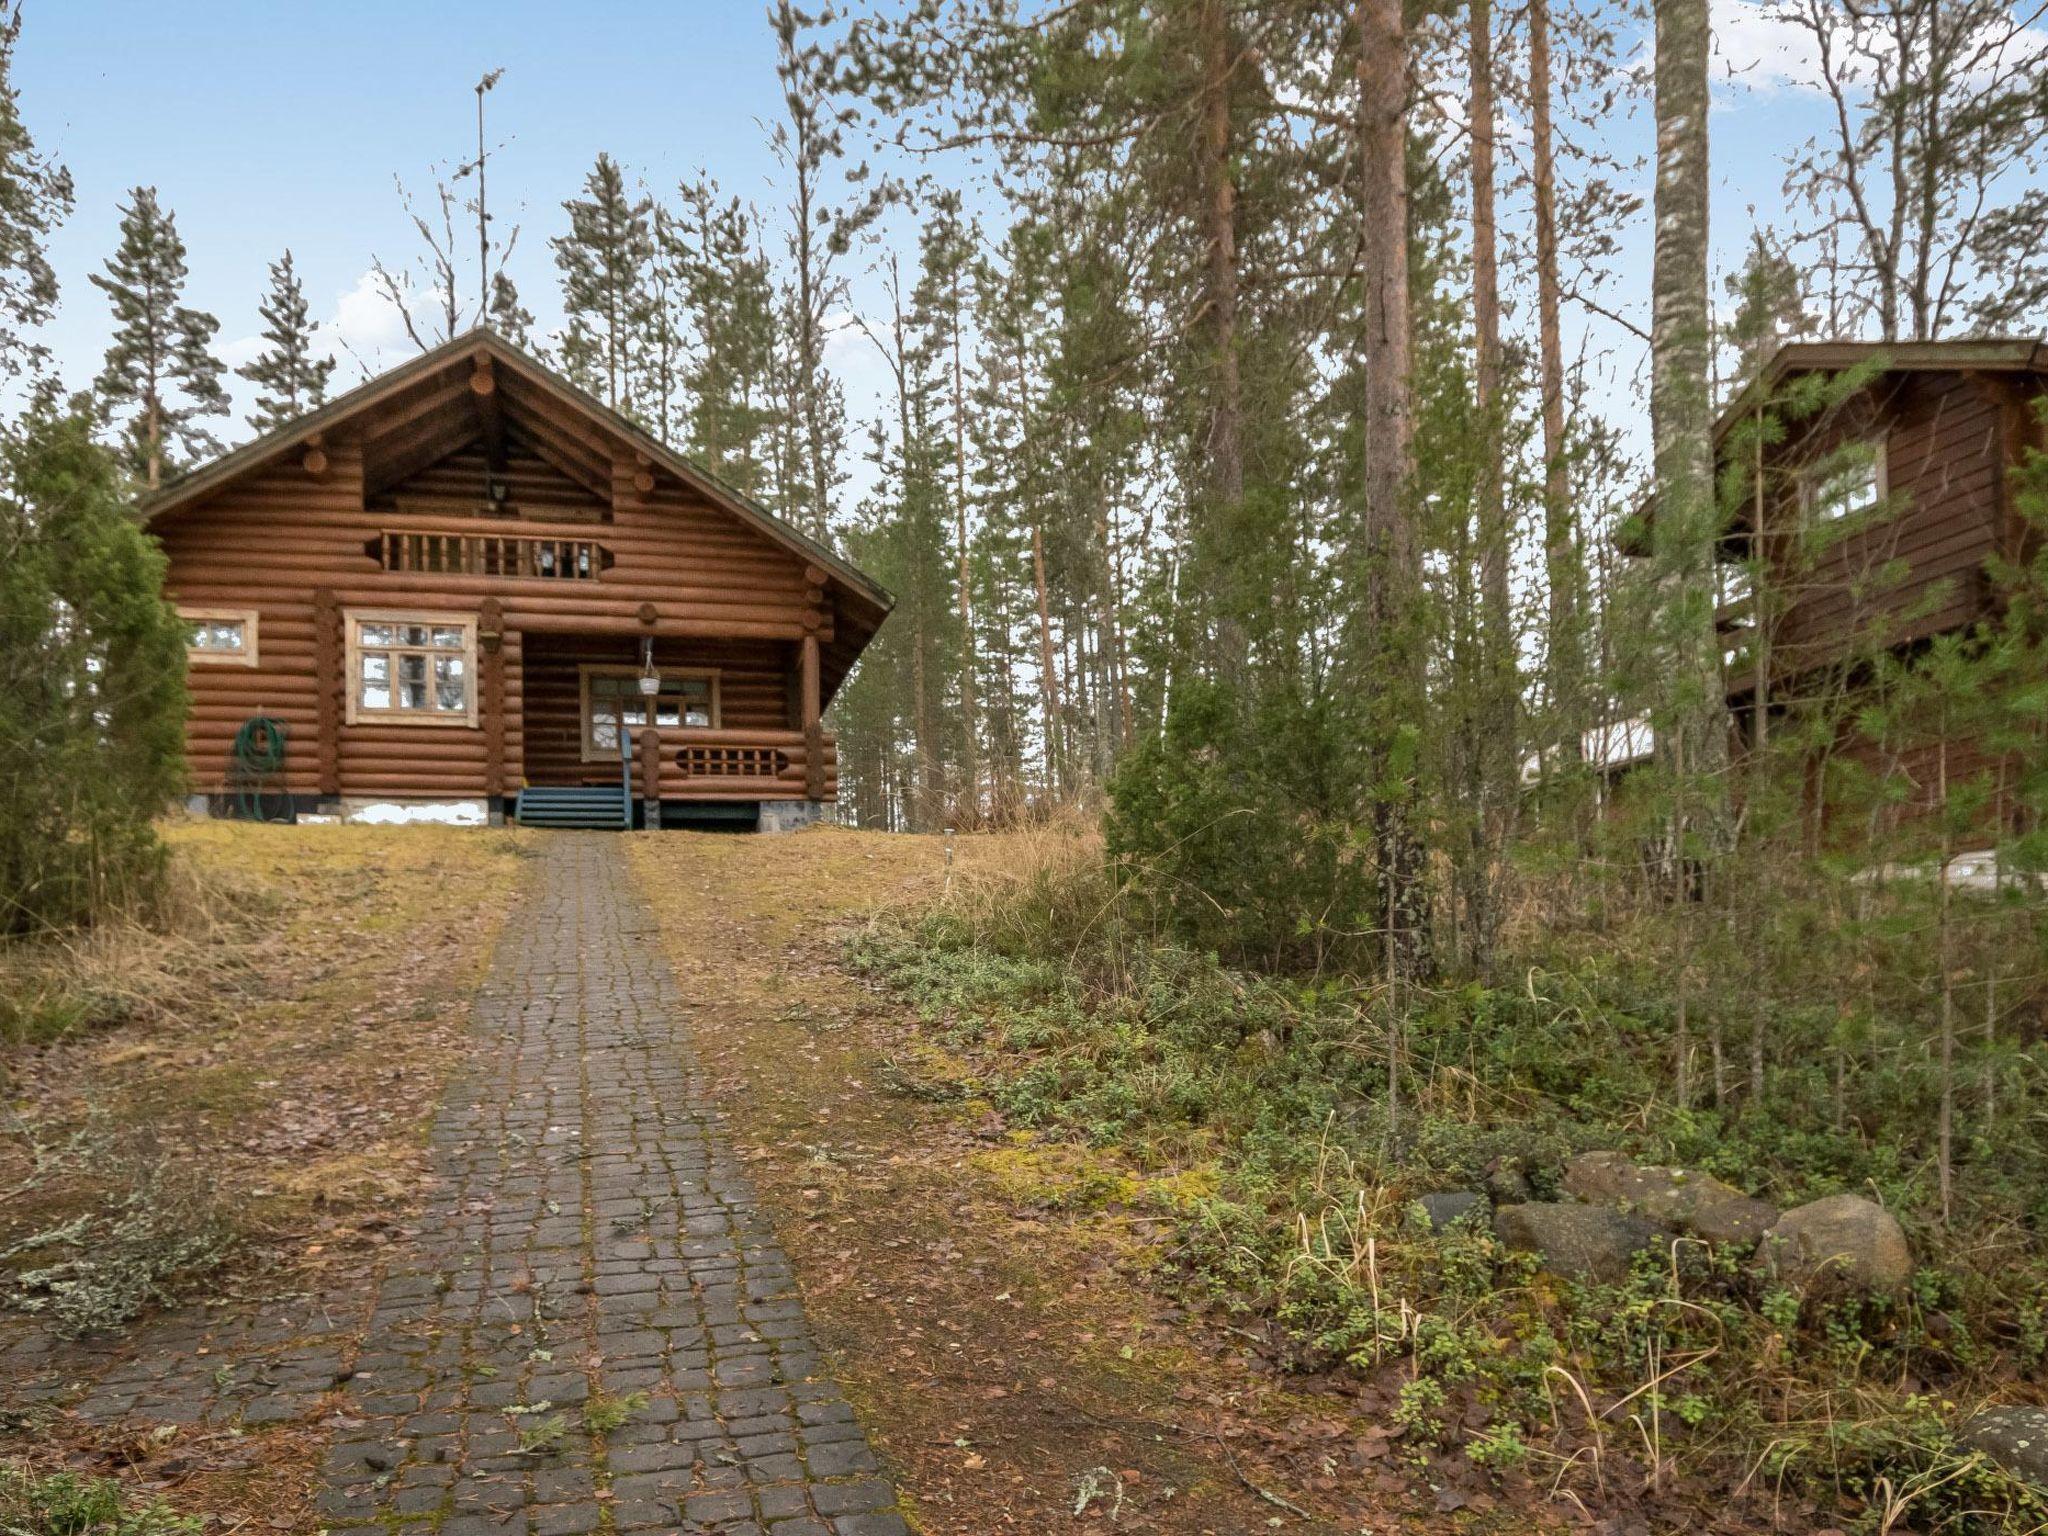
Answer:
145 330 891 830
1633 337 2048 838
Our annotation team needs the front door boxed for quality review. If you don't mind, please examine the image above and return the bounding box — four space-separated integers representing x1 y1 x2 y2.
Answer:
581 668 718 764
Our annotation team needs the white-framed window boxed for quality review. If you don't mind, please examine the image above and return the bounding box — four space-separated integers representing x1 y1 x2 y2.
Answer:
580 666 719 760
1802 437 1887 523
344 609 478 727
179 606 259 667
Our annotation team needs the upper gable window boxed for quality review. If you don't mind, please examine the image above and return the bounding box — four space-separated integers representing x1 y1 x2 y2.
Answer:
180 607 258 667
345 610 478 726
1802 438 1886 524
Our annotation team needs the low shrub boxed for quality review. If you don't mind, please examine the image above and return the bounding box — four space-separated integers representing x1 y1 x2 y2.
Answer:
0 1467 201 1535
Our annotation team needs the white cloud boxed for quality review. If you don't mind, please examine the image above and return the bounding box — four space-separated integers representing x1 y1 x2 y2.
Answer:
326 267 428 375
1713 0 1829 94
1712 0 2048 98
217 331 265 371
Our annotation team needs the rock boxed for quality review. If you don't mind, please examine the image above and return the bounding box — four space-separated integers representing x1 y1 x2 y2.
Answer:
1561 1151 1778 1245
1484 1164 1533 1204
1959 1406 2048 1490
1494 1203 1668 1284
1415 1191 1488 1231
1762 1194 1913 1292
1561 1151 1778 1246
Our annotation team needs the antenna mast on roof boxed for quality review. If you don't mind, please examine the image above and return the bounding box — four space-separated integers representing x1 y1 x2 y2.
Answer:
467 69 505 324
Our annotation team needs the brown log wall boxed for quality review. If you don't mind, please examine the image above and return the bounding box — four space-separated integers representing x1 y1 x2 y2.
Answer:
158 436 839 802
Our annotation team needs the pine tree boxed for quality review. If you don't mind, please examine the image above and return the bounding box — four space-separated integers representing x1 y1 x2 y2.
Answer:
673 180 779 491
1720 230 1810 393
767 0 892 542
0 2 70 382
237 250 334 431
552 153 653 415
90 187 228 490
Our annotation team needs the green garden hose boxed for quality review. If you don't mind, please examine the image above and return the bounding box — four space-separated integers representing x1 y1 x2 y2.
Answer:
229 715 294 823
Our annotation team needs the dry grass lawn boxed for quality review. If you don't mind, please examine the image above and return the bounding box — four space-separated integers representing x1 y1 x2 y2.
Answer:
626 825 1472 1536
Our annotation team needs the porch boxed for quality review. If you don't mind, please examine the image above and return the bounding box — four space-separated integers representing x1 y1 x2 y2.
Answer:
516 632 836 817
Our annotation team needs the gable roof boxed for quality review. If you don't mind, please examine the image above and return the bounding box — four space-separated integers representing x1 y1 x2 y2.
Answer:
142 328 894 624
1619 335 2048 556
1708 336 2048 451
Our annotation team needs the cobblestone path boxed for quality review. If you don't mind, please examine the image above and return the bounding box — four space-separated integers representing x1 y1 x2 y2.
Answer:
316 834 904 1536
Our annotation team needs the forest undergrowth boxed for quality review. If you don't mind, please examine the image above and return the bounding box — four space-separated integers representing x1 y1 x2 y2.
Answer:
850 820 2048 1533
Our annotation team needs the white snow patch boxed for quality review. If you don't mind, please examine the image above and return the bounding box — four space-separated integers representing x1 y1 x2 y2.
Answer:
345 799 490 827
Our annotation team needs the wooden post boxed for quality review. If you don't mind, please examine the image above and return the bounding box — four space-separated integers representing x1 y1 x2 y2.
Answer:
480 598 506 812
313 588 342 798
638 727 662 828
801 632 823 802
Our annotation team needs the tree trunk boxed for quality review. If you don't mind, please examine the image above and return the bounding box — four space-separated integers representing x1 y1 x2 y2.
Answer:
1467 0 1514 972
1530 0 1581 766
950 268 980 823
1355 0 1431 980
1651 0 1729 860
1032 521 1062 799
1198 0 1247 682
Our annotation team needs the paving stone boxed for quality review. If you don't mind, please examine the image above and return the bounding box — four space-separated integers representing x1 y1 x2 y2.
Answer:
302 836 901 1526
0 837 900 1532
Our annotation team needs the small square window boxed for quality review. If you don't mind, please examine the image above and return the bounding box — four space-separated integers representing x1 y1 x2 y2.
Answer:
179 607 259 667
1803 439 1886 523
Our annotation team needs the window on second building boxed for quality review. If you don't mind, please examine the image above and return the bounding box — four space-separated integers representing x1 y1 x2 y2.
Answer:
1802 438 1886 524
179 607 259 666
582 669 718 758
346 611 477 726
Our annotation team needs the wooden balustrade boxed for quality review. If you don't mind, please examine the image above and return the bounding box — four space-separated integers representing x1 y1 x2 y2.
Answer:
679 742 792 779
370 528 611 581
653 727 835 799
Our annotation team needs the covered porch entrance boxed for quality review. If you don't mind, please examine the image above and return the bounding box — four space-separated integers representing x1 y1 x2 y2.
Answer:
515 632 834 827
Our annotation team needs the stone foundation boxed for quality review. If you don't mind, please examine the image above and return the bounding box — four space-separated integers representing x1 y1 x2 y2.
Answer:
757 799 828 834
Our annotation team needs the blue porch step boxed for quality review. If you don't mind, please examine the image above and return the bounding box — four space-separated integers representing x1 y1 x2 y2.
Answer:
515 784 633 829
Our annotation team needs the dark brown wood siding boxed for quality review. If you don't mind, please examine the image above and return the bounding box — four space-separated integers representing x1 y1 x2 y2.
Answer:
1755 372 2012 681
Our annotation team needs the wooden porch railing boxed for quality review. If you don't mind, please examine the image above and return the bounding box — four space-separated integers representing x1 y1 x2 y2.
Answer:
656 727 836 800
370 528 612 581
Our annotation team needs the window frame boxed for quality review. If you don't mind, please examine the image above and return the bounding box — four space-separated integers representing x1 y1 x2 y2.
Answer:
178 605 260 667
343 608 480 728
578 664 721 762
1799 435 1888 526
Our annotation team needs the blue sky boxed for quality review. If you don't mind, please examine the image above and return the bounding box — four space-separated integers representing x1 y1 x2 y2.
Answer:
17 1 2023 491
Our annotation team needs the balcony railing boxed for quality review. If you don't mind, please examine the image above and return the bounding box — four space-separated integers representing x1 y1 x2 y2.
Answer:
657 727 835 798
369 528 613 581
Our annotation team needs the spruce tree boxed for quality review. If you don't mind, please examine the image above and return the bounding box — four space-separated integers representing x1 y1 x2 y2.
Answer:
551 153 653 416
0 394 187 930
90 187 228 490
488 269 535 349
675 180 778 495
237 250 334 431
